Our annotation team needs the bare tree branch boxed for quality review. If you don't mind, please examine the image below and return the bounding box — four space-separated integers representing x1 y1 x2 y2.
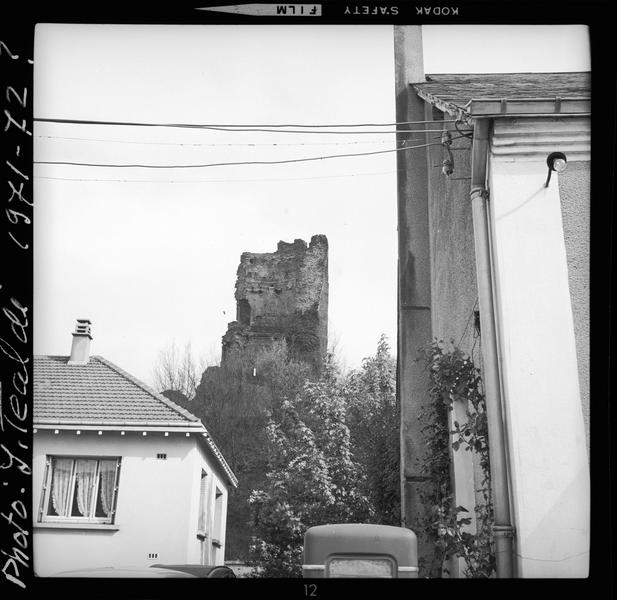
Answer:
151 340 203 400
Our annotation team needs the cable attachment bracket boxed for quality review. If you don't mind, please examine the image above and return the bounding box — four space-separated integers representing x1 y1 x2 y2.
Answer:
441 130 454 177
492 524 516 539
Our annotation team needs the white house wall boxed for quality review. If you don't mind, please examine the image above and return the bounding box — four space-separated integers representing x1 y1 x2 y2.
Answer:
216 486 229 565
558 162 590 456
486 117 590 577
185 441 230 566
33 430 228 576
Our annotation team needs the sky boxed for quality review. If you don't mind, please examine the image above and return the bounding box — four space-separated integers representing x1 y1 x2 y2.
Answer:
32 24 590 386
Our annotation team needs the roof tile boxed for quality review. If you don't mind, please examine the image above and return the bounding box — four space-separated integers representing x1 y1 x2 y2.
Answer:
33 354 238 487
414 72 591 119
34 355 200 426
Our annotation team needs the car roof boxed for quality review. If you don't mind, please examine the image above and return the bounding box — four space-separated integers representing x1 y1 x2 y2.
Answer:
152 564 235 577
52 566 196 578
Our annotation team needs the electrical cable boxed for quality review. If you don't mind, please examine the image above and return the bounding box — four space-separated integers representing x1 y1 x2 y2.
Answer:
34 124 448 136
458 297 479 347
471 324 480 365
34 136 466 170
34 168 405 184
34 116 460 129
34 134 439 148
35 135 393 147
454 120 474 139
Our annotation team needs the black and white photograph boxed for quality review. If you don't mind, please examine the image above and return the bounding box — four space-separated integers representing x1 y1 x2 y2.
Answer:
0 3 611 594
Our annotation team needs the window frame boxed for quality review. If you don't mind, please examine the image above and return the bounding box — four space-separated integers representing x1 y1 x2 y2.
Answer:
196 468 209 540
39 455 121 525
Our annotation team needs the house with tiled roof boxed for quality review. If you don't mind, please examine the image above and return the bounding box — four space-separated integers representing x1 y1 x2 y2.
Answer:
395 26 589 579
32 319 238 577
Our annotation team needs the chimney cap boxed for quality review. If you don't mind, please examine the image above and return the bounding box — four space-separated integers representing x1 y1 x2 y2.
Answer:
68 319 93 365
72 318 93 340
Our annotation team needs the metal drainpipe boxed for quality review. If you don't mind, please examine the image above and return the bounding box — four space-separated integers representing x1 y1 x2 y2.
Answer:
469 118 515 578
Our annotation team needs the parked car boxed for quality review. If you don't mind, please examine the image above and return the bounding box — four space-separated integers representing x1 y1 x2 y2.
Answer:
51 566 196 578
51 564 236 578
303 524 418 578
151 564 236 578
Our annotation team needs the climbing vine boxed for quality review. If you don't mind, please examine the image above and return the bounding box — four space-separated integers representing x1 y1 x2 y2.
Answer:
416 339 495 578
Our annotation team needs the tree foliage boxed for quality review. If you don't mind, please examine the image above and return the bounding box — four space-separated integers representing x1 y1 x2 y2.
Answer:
248 336 401 577
248 364 373 577
189 343 313 468
180 342 315 560
416 339 495 578
345 335 400 525
156 336 401 573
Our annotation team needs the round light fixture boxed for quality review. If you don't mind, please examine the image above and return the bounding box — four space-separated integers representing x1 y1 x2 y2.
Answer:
545 152 568 187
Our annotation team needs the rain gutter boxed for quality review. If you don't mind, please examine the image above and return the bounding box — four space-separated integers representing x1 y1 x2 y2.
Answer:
469 118 516 578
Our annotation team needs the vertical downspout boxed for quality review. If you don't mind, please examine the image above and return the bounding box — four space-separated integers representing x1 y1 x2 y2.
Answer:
469 118 515 578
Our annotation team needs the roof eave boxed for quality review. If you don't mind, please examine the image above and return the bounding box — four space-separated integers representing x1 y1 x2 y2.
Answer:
33 421 204 430
197 432 239 489
469 98 591 118
414 85 473 125
414 82 591 124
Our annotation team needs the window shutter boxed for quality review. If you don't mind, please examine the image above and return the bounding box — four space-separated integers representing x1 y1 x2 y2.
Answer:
197 470 208 536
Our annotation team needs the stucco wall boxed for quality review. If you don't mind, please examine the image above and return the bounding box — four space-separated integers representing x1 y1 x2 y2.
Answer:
487 156 589 577
185 447 229 565
559 162 590 455
33 430 229 576
427 126 484 575
427 132 477 352
424 117 590 577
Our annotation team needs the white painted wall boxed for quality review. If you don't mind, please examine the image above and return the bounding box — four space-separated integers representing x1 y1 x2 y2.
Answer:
487 152 590 577
33 429 230 576
184 445 229 566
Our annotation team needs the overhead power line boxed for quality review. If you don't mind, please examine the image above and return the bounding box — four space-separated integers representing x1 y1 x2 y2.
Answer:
34 137 464 170
34 117 459 130
34 168 404 184
35 124 443 135
35 134 437 147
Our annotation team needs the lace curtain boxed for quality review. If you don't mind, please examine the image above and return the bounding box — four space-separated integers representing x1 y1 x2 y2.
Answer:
75 459 97 517
99 460 117 518
50 458 73 516
47 456 119 521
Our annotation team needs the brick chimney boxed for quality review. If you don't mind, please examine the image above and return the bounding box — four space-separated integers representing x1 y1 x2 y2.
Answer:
68 319 92 365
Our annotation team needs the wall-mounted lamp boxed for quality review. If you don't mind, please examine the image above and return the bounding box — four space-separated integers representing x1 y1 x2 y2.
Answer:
545 152 567 187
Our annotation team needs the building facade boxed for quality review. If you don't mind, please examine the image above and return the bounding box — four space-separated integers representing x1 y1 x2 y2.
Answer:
33 320 237 576
395 27 590 578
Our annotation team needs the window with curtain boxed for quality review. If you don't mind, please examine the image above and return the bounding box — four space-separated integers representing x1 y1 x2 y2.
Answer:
41 456 121 524
197 469 208 538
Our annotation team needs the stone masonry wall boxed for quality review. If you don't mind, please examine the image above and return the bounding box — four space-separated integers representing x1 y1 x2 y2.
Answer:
221 234 328 372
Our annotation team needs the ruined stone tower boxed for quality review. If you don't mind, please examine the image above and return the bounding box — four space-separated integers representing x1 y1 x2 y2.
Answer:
221 234 328 372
